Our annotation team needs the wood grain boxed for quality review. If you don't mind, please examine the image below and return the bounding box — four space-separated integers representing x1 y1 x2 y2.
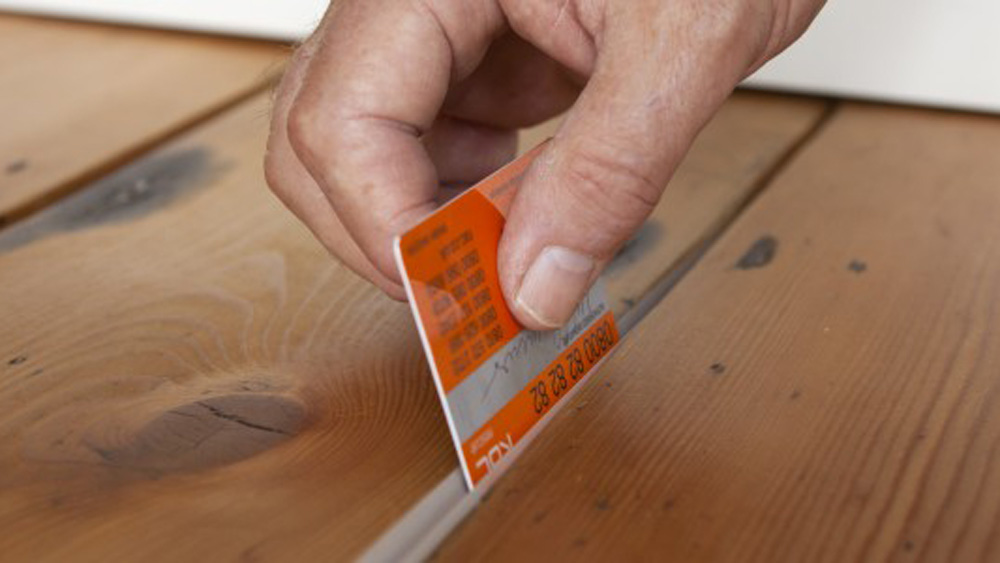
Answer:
438 104 1000 562
0 14 286 225
0 93 450 562
0 91 824 561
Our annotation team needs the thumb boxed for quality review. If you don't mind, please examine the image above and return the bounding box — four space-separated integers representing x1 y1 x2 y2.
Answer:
498 41 745 330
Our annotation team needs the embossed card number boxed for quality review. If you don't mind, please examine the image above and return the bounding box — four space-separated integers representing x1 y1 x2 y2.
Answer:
394 144 620 489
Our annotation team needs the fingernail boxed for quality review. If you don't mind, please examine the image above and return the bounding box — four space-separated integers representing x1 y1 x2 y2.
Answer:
515 246 596 329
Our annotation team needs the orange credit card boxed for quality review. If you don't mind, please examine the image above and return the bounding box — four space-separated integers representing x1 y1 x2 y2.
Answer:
393 143 620 489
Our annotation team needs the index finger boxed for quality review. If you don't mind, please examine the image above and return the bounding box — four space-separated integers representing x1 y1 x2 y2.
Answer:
286 0 505 281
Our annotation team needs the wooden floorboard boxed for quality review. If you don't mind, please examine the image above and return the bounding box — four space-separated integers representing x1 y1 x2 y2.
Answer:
0 14 286 226
0 91 825 560
438 103 1000 562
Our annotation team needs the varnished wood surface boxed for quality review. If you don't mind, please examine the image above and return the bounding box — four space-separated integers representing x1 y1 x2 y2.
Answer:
0 86 825 560
0 93 449 562
438 104 1000 562
0 14 286 225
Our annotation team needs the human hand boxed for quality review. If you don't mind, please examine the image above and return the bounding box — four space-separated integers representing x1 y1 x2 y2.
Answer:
265 0 825 329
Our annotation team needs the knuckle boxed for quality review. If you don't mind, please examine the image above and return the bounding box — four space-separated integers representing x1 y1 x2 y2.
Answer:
263 113 287 195
286 92 352 172
285 96 324 162
262 144 285 196
286 91 358 182
560 141 662 228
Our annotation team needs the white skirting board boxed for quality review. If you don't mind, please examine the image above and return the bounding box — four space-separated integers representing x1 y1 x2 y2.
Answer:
744 0 1000 115
2 0 997 113
0 0 326 42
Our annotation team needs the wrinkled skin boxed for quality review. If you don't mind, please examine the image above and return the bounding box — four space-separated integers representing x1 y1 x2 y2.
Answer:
265 0 826 329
